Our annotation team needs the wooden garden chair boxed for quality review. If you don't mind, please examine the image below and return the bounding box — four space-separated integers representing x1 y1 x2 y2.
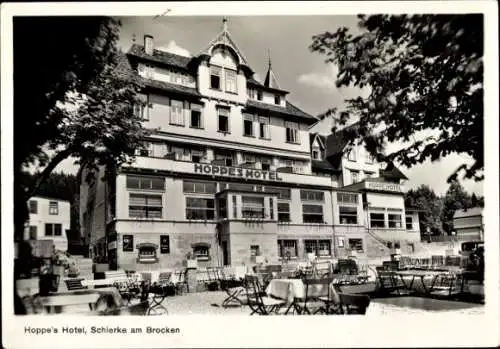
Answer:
244 275 285 315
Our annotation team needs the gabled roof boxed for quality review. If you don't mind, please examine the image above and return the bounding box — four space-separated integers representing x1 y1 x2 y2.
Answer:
127 44 196 72
453 207 483 219
245 99 317 123
309 133 326 149
311 159 341 173
115 52 201 98
380 162 408 181
199 25 249 66
264 63 280 90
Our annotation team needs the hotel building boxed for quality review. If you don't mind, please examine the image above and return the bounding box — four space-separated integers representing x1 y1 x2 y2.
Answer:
80 20 420 271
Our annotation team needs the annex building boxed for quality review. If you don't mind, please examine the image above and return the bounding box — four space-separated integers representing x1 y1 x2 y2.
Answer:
80 20 420 271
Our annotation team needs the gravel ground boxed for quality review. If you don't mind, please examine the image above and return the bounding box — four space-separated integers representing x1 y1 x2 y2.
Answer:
160 291 485 316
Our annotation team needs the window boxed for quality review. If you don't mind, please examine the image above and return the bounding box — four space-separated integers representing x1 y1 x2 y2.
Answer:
337 192 358 204
266 187 291 200
278 240 298 258
49 201 59 215
218 198 227 219
259 116 270 139
29 200 38 214
300 190 324 202
370 212 385 228
210 66 221 89
243 114 254 137
170 99 184 126
160 235 170 254
45 223 62 236
261 157 272 171
406 216 413 230
29 226 37 240
312 149 321 160
190 104 203 129
225 69 237 93
186 197 215 220
129 194 163 218
305 240 331 257
302 204 324 223
136 141 153 157
348 149 357 161
242 196 265 219
285 121 300 144
134 95 150 120
366 154 375 164
183 181 217 194
137 243 158 263
268 198 274 220
193 244 210 260
274 94 281 105
277 202 290 222
388 213 402 228
351 170 359 184
247 89 256 99
339 206 358 224
250 245 260 257
227 182 255 191
214 151 233 166
348 238 364 252
191 149 204 163
218 108 230 133
244 154 255 164
122 235 134 252
144 64 155 79
257 91 263 101
126 176 165 191
232 195 238 219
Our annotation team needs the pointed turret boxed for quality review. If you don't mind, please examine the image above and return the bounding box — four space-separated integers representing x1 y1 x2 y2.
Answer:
264 49 280 89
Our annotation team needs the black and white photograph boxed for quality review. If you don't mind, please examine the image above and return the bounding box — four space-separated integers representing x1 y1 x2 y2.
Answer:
1 1 498 348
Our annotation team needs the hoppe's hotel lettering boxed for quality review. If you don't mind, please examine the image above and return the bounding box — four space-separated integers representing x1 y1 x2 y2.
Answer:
194 163 283 181
80 19 420 271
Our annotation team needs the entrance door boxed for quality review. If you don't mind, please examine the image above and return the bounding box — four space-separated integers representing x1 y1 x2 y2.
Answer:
222 241 229 266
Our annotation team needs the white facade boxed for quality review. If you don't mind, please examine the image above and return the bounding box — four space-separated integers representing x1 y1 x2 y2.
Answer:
25 196 70 252
81 20 421 270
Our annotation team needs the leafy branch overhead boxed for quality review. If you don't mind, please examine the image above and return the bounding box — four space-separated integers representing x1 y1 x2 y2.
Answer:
14 17 148 239
311 14 483 182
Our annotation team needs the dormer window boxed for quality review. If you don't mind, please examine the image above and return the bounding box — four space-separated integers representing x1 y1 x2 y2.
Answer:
247 89 256 99
210 66 222 90
225 69 237 93
257 91 263 101
348 149 357 162
274 95 281 105
312 149 321 160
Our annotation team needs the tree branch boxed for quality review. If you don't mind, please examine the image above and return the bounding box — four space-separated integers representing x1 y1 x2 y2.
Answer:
25 147 74 201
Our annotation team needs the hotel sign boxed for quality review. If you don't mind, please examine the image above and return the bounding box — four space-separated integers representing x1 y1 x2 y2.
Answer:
194 164 283 181
365 181 402 193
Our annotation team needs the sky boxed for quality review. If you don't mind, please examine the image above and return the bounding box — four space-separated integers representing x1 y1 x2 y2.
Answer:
53 15 483 196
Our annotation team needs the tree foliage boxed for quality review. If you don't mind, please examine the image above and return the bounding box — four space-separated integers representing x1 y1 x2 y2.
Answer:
14 17 147 240
404 185 443 235
311 14 483 182
441 180 474 234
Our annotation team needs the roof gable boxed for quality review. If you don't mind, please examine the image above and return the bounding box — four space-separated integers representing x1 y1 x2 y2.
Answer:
199 29 249 66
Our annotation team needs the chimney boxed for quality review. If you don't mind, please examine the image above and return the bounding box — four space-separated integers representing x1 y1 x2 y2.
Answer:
144 35 154 55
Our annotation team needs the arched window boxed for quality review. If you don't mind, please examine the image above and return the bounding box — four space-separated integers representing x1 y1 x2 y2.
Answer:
136 243 159 264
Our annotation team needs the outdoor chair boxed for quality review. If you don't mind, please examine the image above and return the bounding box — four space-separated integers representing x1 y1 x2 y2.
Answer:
300 277 338 315
205 267 221 291
428 272 463 298
172 269 188 294
244 275 285 315
376 270 407 296
65 278 88 291
338 293 371 314
217 267 246 307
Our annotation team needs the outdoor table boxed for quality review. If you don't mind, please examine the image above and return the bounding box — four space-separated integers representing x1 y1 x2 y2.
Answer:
393 270 465 295
81 278 131 288
265 278 338 314
37 287 123 314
